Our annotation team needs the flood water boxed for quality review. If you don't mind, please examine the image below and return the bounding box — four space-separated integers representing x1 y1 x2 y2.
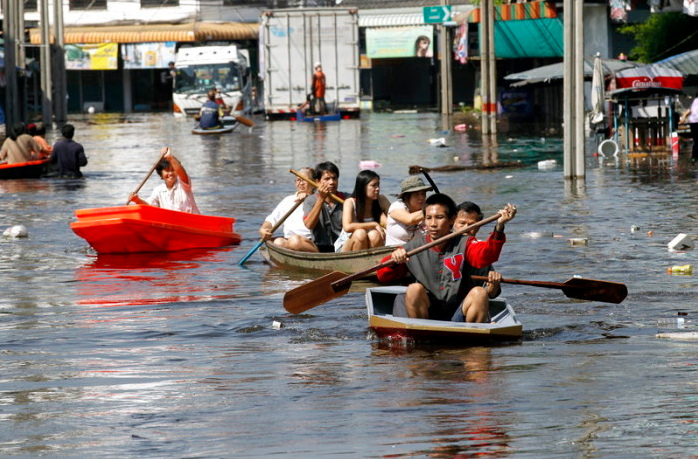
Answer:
1 112 697 457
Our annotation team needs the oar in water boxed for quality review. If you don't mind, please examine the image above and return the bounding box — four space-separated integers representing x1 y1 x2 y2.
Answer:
283 213 502 314
471 275 628 304
238 195 308 266
420 168 440 194
290 169 345 204
125 147 169 205
233 115 254 128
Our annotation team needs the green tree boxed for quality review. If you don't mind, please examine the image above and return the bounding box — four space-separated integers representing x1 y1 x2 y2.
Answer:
620 13 698 63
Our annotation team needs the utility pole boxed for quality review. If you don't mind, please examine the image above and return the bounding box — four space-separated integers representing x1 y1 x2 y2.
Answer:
438 0 452 116
2 0 22 130
480 0 496 136
563 0 585 180
53 0 68 125
40 0 53 126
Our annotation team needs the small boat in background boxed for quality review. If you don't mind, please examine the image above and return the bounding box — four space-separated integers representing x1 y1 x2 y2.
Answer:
0 158 51 179
71 204 242 254
366 286 523 344
191 124 237 135
294 109 341 123
260 242 393 275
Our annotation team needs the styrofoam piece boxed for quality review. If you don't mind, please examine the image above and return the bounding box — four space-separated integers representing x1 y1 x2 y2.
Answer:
3 225 28 238
569 238 588 246
537 159 556 170
668 233 694 251
656 332 698 340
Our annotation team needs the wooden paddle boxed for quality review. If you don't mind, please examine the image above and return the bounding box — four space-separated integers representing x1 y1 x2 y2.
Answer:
290 169 345 204
471 275 628 304
233 115 254 127
420 168 440 194
125 147 169 205
283 213 502 314
238 195 308 266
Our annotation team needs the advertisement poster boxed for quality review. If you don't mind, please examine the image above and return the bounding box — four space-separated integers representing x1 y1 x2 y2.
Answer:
366 26 434 59
121 42 177 69
65 43 118 70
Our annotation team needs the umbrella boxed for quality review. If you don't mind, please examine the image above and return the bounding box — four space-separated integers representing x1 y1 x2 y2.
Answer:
589 55 605 125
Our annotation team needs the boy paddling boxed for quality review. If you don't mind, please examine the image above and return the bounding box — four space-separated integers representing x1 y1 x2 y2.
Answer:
377 194 516 323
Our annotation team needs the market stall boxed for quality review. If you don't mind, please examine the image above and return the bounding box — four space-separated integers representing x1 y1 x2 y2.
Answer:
608 64 684 166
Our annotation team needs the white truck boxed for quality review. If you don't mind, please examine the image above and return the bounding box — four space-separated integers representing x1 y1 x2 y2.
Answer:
260 8 361 120
172 45 252 117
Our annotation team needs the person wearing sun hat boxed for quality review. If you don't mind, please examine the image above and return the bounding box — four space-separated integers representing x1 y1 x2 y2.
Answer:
385 176 433 246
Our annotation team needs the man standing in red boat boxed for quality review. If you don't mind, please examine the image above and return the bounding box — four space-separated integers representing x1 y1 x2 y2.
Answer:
129 147 200 214
311 62 326 115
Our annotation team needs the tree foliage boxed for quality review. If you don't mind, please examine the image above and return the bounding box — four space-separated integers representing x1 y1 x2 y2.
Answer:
620 13 698 63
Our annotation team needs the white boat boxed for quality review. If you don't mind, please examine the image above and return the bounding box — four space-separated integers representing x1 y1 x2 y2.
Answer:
366 286 523 344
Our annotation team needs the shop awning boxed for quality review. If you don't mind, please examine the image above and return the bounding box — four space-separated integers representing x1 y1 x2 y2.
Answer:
359 7 476 28
359 13 426 27
465 1 561 59
505 58 640 86
656 48 698 76
494 18 562 58
29 21 258 45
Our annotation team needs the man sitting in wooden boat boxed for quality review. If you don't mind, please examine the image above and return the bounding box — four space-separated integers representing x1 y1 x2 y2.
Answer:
385 176 432 246
298 161 347 252
258 167 317 251
0 122 41 165
454 200 503 302
376 193 516 323
129 148 200 214
196 89 224 129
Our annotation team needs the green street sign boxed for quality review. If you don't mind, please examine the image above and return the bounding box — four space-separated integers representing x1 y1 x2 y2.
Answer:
423 5 452 24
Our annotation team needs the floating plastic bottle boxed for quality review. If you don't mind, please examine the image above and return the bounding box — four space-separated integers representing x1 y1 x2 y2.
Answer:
667 264 693 275
657 317 687 329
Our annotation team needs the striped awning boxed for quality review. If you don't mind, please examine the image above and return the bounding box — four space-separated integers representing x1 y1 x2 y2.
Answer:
29 21 259 45
468 0 557 23
358 13 425 27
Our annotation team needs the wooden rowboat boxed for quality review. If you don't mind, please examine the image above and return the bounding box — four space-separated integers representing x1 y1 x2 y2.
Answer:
260 241 394 275
366 285 523 344
0 158 51 179
70 204 242 254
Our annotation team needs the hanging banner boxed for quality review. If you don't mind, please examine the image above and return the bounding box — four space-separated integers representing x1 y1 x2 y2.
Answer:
366 26 434 59
121 42 177 69
65 43 118 70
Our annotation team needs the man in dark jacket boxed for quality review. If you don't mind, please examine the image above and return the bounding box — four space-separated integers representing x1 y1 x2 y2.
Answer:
51 124 87 178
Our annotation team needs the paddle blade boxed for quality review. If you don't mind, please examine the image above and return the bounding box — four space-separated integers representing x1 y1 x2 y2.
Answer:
561 278 628 304
235 116 254 127
283 271 351 314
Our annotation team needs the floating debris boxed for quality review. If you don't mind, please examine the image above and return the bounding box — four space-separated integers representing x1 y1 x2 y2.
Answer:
3 225 28 238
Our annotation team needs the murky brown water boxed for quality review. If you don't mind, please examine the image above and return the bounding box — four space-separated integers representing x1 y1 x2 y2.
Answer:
1 112 696 457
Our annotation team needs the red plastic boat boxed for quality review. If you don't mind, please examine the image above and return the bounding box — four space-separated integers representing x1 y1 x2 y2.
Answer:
70 205 242 254
0 158 51 179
